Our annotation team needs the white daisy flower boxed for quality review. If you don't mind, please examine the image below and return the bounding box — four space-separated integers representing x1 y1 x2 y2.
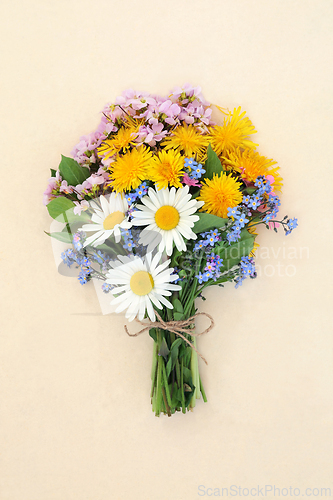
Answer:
131 185 204 256
106 253 181 322
80 193 132 247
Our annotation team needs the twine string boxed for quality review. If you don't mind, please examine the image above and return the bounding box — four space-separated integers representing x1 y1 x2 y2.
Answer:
124 311 214 365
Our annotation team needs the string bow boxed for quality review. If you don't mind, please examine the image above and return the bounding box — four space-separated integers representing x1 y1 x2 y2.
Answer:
124 311 214 365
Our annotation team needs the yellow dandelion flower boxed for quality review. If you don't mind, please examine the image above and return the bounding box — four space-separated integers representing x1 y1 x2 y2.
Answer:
148 149 184 189
198 173 243 219
97 117 142 160
224 148 283 192
162 124 209 160
209 107 258 156
110 146 152 192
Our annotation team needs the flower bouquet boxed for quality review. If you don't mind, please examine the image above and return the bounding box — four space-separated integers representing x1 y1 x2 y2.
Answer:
44 85 297 417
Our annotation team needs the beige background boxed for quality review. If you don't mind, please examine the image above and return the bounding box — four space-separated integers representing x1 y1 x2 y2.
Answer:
1 1 332 499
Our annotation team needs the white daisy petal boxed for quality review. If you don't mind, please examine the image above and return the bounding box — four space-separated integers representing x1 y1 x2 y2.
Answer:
168 187 176 206
155 294 173 308
81 223 103 232
91 213 105 224
83 230 104 247
145 295 156 321
148 293 163 310
100 195 110 215
140 197 158 212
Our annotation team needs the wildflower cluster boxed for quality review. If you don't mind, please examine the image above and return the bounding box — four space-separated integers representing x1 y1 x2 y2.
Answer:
196 253 223 284
45 85 298 417
235 257 257 288
183 157 206 187
61 232 112 285
194 229 221 251
284 217 298 235
125 182 148 205
44 85 213 205
61 248 94 285
226 207 249 243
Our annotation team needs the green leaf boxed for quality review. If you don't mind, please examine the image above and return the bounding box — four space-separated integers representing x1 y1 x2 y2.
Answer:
173 312 184 321
58 155 90 186
193 213 229 234
63 208 91 224
242 187 257 195
50 168 57 177
216 229 255 270
182 347 192 366
182 366 193 385
204 144 225 180
44 231 73 244
171 387 182 407
170 247 182 268
170 338 183 354
172 298 184 314
158 338 170 359
149 329 157 342
46 197 75 221
166 357 173 378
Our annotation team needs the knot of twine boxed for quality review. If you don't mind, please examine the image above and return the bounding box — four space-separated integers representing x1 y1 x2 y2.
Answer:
124 311 214 365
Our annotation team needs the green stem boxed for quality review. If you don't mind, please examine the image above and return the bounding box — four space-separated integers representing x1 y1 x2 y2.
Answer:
162 360 172 408
175 359 181 389
156 357 163 416
150 337 158 398
199 375 207 403
162 387 171 417
190 337 200 408
180 359 186 413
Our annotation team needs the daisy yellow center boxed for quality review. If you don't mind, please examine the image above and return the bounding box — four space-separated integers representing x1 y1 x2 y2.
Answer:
130 271 154 296
154 206 180 230
103 211 125 230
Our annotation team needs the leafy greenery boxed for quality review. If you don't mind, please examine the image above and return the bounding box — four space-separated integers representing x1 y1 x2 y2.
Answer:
204 144 225 180
193 213 229 233
46 197 75 221
216 229 255 271
44 231 73 244
58 155 90 186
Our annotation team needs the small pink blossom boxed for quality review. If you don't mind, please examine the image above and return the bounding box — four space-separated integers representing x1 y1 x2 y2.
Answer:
43 171 61 205
87 173 105 186
182 173 201 187
60 180 74 194
158 100 180 125
268 220 280 230
73 200 89 215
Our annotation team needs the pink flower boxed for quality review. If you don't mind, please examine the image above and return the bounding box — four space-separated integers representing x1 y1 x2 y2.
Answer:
145 119 168 146
268 220 280 230
59 180 74 194
73 200 89 216
182 173 201 187
43 171 61 205
87 173 105 186
158 100 180 125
